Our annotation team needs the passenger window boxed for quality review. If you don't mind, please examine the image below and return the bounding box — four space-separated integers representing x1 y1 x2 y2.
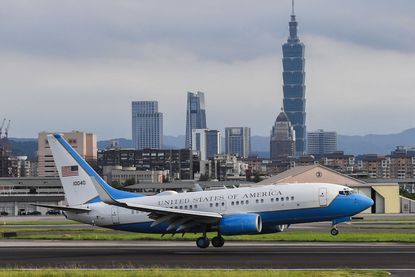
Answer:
222 202 225 206
236 201 239 205
215 203 219 207
271 198 274 202
241 201 244 205
184 206 187 209
194 204 198 209
209 203 213 207
180 206 183 209
281 197 284 201
189 205 193 209
260 199 264 203
256 199 259 203
276 198 279 202
231 201 234 206
246 200 249 204
286 197 289 201
291 196 294 201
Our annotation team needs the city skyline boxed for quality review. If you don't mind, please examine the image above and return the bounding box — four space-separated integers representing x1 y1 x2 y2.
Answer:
1 1 414 140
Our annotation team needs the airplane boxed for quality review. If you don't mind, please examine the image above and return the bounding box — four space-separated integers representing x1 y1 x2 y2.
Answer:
34 133 374 249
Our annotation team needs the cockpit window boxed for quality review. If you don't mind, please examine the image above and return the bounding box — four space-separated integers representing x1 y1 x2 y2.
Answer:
339 190 353 196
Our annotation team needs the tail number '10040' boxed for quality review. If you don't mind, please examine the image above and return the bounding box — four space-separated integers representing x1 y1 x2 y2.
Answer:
73 180 86 186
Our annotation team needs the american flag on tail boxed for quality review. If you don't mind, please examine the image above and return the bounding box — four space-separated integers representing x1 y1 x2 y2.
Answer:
62 165 79 177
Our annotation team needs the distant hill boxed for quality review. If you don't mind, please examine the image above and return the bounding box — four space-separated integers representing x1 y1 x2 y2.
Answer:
8 138 37 161
6 128 415 159
337 128 415 155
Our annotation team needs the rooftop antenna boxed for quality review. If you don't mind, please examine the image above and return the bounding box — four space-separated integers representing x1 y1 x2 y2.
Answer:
291 0 295 16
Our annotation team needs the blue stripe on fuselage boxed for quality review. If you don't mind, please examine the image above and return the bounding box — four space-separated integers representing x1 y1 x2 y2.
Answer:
101 195 361 234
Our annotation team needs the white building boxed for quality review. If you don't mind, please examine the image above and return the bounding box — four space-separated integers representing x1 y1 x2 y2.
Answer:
192 129 220 161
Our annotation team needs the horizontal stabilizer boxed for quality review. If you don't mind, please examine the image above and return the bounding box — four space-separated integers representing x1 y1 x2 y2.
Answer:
30 204 91 213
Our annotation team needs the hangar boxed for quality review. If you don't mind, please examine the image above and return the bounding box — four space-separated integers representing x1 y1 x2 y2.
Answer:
256 164 400 214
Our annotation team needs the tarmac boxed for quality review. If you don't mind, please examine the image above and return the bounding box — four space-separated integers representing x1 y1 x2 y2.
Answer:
0 240 415 276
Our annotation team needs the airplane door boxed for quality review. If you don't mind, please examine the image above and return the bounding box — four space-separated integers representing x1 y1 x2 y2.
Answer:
319 188 328 207
111 206 120 225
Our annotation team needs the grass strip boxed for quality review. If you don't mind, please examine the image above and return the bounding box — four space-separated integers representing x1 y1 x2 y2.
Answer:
0 220 78 226
0 269 388 277
8 231 415 243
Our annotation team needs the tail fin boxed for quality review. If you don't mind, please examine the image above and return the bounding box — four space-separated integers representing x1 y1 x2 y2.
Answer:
48 134 141 206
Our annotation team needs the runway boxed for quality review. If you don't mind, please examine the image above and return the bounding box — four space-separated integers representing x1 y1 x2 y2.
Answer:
1 240 415 274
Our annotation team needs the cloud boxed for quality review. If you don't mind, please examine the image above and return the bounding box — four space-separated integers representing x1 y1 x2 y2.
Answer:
0 0 414 139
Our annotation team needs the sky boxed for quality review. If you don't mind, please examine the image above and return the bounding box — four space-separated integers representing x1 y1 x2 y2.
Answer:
0 0 414 140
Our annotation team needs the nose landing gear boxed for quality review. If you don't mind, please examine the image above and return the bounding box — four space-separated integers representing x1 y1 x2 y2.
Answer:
330 226 339 236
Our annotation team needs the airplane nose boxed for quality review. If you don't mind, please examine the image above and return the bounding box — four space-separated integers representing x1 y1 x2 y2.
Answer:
356 194 374 210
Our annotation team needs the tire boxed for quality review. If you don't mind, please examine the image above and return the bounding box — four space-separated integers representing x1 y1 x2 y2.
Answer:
211 236 225 248
196 237 210 248
330 228 339 236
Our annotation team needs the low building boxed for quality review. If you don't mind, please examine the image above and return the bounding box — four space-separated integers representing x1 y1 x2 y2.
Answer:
102 166 168 184
0 177 64 215
254 164 400 214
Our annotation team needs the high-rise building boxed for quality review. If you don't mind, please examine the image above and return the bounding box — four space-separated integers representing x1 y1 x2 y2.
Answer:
282 1 306 156
38 131 97 177
224 127 251 158
132 101 163 150
307 129 337 155
192 129 220 161
270 110 296 160
185 92 207 149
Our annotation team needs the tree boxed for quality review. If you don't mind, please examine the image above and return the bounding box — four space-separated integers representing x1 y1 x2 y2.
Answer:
253 173 262 183
110 180 122 189
198 173 209 181
123 178 136 187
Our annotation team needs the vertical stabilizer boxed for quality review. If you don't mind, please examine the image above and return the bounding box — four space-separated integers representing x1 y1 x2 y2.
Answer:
47 134 142 206
47 134 99 206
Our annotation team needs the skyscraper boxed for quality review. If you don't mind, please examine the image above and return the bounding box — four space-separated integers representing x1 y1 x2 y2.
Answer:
282 1 306 156
185 91 207 149
225 127 251 158
192 129 220 160
132 101 163 150
270 110 296 160
307 129 337 155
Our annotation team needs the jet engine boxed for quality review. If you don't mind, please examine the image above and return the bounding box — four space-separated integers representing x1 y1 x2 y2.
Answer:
219 213 262 236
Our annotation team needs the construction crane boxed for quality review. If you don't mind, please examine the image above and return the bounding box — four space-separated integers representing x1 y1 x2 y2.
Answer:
0 118 6 138
4 120 10 138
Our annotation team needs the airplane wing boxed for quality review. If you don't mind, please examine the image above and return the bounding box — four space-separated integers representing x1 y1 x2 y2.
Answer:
30 204 91 213
91 176 222 232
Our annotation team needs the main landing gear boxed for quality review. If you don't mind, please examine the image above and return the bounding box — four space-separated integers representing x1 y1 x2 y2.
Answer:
196 233 225 248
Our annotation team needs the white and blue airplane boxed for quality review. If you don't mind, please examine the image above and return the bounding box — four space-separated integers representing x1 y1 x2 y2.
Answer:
34 134 374 248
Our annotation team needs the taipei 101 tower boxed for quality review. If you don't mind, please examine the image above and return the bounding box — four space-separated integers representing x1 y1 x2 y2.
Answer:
282 0 306 156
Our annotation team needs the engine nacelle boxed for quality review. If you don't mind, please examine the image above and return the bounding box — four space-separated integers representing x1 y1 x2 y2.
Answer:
219 213 262 236
260 224 289 234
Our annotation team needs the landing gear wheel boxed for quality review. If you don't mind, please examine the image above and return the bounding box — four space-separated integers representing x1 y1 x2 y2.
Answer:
196 237 210 248
211 236 225 248
330 228 339 236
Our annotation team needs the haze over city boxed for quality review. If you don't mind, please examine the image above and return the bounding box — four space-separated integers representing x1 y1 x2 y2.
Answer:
1 0 414 139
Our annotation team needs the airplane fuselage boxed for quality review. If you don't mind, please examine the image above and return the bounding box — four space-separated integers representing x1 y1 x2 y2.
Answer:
66 182 370 234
